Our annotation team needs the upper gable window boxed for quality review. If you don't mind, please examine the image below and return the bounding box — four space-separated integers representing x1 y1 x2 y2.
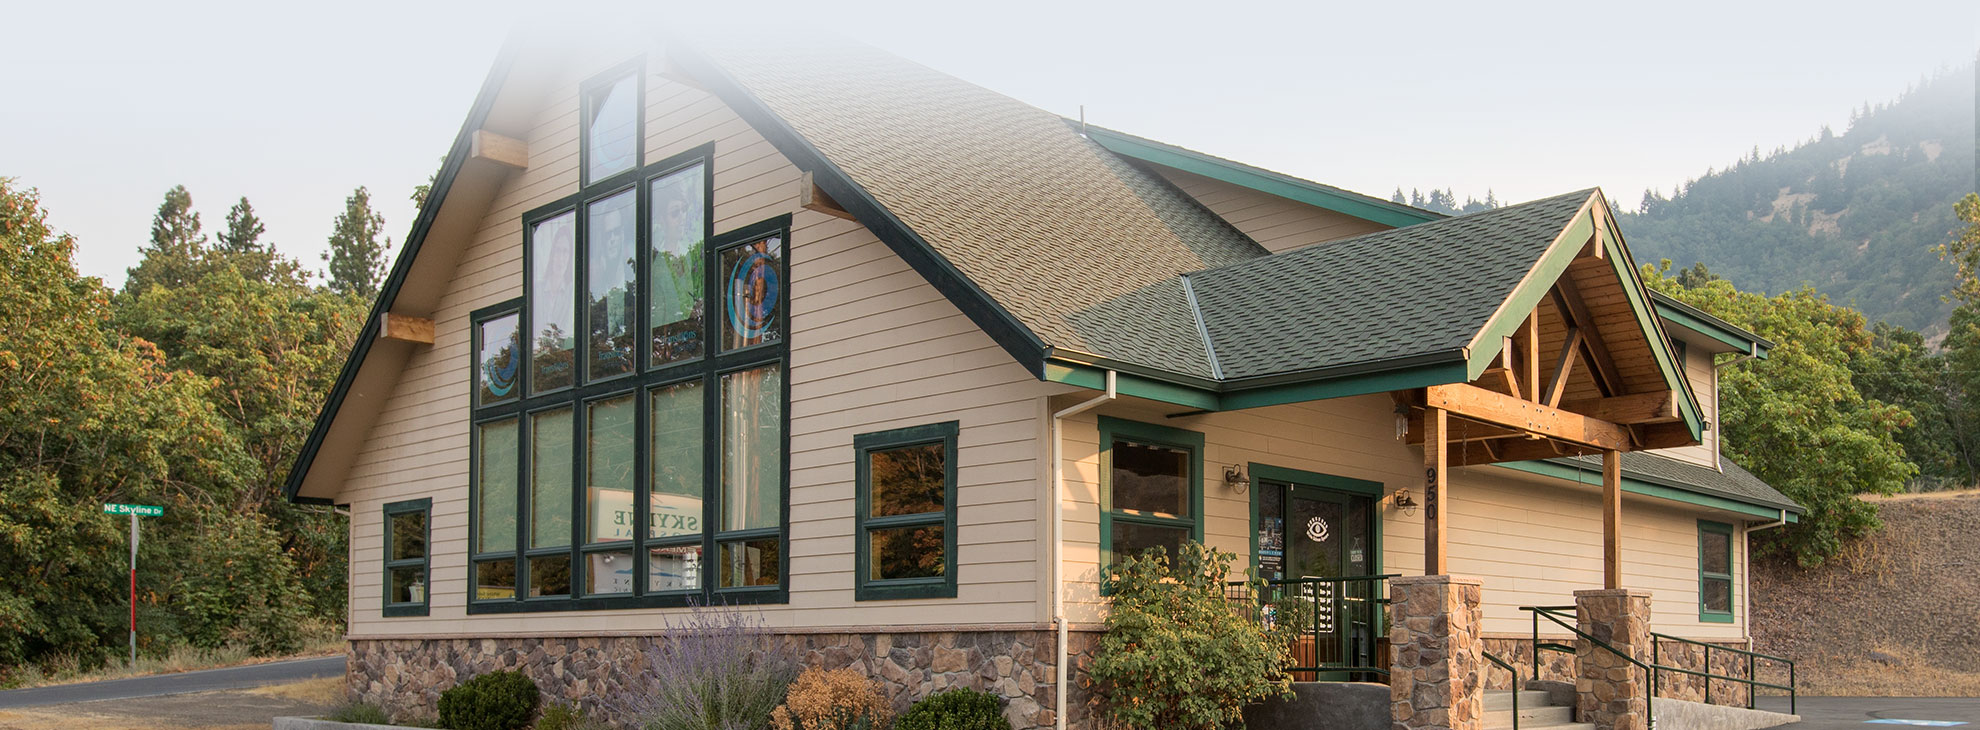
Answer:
583 66 642 185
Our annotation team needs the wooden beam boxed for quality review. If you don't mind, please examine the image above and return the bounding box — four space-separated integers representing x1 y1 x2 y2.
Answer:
1559 391 1681 425
1522 313 1540 402
1479 367 1520 397
1544 327 1582 407
1551 279 1623 397
1454 438 1598 466
800 171 856 221
470 130 528 170
1604 449 1623 589
1424 407 1448 575
379 313 435 345
1405 413 1521 444
1425 383 1632 452
1633 422 1702 449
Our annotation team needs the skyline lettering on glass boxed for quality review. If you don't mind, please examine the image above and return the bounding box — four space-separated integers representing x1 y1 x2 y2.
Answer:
720 236 782 351
586 73 638 183
530 212 578 393
649 164 706 366
587 189 638 379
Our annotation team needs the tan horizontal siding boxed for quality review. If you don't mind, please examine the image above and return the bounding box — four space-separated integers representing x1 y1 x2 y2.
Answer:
1151 166 1392 253
341 47 1056 637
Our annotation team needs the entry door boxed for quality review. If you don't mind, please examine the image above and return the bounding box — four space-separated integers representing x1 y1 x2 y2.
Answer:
1258 478 1378 680
1287 487 1368 579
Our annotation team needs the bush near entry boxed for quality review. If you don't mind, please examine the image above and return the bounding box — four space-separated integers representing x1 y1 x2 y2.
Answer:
893 688 1011 730
1091 542 1303 730
437 670 539 730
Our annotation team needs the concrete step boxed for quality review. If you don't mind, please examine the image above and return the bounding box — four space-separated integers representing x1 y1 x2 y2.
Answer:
1484 690 1556 712
1484 705 1574 729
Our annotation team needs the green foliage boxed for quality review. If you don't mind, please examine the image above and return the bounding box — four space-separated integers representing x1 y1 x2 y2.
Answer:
325 702 392 724
124 185 208 294
1091 542 1298 730
1645 263 1915 565
893 688 1011 730
1623 64 1975 334
437 670 541 730
537 703 611 730
324 185 390 298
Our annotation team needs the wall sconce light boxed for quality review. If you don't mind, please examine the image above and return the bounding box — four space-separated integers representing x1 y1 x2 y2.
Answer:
1390 488 1418 517
1223 465 1250 494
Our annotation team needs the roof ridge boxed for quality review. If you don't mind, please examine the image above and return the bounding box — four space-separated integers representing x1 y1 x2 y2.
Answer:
1178 274 1223 381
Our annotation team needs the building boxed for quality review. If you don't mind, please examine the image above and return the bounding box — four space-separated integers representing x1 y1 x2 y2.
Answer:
285 32 1800 730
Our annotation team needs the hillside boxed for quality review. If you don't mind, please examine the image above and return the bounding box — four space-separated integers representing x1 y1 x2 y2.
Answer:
1620 63 1977 335
1751 491 1980 695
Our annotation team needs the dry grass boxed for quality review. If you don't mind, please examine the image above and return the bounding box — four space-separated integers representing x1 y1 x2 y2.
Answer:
5 623 343 690
1753 492 1980 696
246 676 344 705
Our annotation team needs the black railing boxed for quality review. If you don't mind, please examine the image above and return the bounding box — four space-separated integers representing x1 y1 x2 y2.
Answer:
1228 574 1397 681
1652 632 1797 715
1523 606 1657 727
1482 649 1521 730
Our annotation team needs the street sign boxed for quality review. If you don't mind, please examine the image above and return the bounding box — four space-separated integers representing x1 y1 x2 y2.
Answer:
104 503 162 664
103 503 163 517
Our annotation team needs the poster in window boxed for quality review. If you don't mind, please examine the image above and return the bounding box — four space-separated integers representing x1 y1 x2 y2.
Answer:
530 212 578 392
587 190 637 379
477 314 520 405
720 236 782 351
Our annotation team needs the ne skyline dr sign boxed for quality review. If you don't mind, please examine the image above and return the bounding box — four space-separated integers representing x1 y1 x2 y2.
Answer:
103 503 164 517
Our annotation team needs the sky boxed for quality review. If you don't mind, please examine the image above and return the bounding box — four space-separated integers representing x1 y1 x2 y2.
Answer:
5 0 1976 289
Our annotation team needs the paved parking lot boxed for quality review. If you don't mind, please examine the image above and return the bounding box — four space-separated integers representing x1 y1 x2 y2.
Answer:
1756 696 1978 729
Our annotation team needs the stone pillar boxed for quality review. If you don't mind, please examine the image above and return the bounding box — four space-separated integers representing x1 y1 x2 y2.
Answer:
1574 589 1653 730
1389 575 1485 730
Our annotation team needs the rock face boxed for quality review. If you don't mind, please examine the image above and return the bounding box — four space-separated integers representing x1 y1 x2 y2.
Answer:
1574 589 1652 730
1388 575 1486 730
347 629 1103 729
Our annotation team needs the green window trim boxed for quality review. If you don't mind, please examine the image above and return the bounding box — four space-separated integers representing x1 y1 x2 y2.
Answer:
1698 519 1735 623
466 133 794 615
1098 416 1205 570
578 57 646 189
853 422 960 601
383 498 431 618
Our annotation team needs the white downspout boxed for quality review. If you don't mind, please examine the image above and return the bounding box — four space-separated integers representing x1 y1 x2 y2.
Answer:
1742 510 1788 644
1051 371 1114 730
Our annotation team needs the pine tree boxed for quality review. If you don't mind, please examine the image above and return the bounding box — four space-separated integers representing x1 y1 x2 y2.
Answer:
1390 187 1407 205
323 186 389 298
124 185 209 294
217 197 265 254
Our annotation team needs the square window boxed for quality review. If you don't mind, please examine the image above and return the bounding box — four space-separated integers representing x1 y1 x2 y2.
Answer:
719 538 779 588
383 498 430 616
649 543 703 593
529 554 572 598
1111 439 1190 518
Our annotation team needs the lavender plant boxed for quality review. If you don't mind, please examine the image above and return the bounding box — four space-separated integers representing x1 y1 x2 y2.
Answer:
615 600 799 730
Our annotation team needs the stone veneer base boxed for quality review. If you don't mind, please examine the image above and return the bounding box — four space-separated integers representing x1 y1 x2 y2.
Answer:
347 629 1103 730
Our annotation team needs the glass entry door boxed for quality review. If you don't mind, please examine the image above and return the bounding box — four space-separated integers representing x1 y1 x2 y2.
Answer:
1256 477 1379 681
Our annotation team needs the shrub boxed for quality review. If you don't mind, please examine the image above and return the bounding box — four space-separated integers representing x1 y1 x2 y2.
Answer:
437 669 540 730
1090 541 1300 730
768 667 889 730
324 702 391 724
893 688 1011 730
620 600 798 730
537 702 611 730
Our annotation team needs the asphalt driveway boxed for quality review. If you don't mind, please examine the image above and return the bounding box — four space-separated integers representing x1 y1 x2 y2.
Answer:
0 655 342 709
1756 696 1978 728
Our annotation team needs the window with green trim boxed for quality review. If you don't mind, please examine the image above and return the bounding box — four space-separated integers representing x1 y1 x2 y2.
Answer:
854 422 959 600
383 498 430 617
1099 417 1203 567
466 105 791 613
1699 520 1734 623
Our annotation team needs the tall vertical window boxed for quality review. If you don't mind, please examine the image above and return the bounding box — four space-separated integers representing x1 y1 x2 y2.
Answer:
469 131 789 613
383 498 430 617
1699 521 1734 623
582 64 641 186
854 422 959 600
1099 417 1203 567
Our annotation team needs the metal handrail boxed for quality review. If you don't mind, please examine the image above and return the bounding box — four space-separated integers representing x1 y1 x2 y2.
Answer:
1522 605 1656 727
1229 574 1398 678
1483 650 1521 730
1651 631 1797 714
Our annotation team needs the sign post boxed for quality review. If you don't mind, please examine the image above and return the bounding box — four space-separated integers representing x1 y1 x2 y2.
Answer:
103 503 163 665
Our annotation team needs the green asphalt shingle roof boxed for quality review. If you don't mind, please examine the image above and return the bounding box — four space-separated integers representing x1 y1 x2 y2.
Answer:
1552 452 1802 514
1187 189 1595 380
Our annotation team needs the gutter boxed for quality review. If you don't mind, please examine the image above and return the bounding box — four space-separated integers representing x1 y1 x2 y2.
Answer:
1049 371 1115 730
1742 510 1788 643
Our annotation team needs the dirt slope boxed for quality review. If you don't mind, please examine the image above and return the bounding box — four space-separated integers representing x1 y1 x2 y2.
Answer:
1751 491 1980 696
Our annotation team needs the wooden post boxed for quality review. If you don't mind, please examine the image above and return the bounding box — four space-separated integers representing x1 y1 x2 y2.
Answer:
1424 407 1448 575
1603 449 1623 589
1523 313 1540 402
